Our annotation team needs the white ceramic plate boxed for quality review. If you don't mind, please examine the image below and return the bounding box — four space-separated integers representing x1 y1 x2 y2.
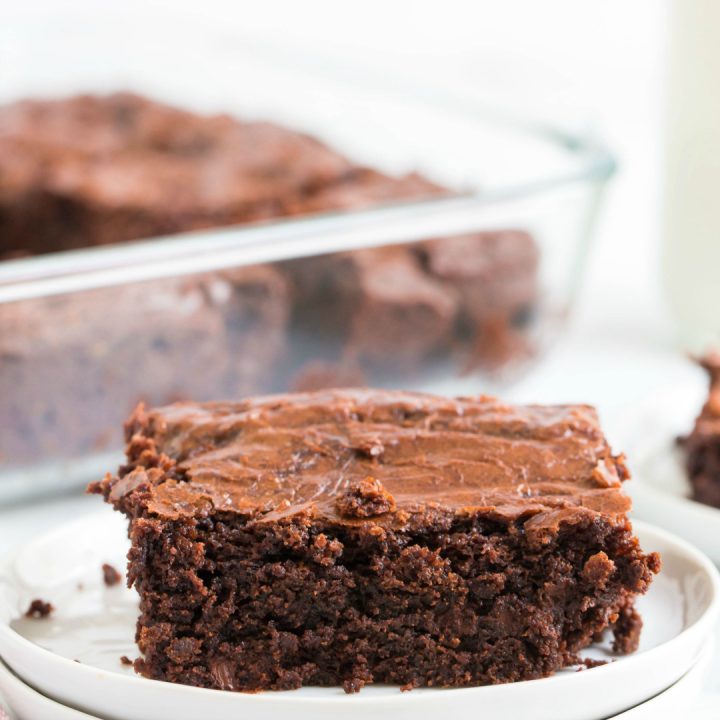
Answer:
0 657 101 720
0 643 716 720
613 383 720 565
0 512 718 720
607 639 714 719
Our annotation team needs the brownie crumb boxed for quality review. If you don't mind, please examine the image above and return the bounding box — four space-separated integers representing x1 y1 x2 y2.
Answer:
102 563 122 587
309 533 344 566
120 655 133 666
336 476 396 518
24 598 53 619
343 677 366 694
579 657 609 670
612 604 644 654
582 551 615 589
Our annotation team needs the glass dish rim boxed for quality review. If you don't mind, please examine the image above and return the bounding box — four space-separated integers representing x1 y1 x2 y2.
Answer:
0 102 616 303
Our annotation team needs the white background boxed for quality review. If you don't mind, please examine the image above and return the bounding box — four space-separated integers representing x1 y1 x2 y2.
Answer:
2 0 716 715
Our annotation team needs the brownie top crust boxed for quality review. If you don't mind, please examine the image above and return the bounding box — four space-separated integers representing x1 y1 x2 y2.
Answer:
0 93 352 213
106 390 632 533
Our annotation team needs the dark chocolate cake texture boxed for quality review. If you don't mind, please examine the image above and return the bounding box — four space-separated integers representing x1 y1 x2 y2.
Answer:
91 389 659 693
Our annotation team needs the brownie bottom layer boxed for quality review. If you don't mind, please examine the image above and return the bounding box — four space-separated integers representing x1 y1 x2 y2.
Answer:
125 511 658 693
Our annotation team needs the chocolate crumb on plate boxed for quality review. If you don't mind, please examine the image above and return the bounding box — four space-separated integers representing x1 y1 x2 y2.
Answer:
24 598 53 619
102 562 122 587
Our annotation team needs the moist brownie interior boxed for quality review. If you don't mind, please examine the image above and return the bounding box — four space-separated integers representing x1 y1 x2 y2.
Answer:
91 389 659 693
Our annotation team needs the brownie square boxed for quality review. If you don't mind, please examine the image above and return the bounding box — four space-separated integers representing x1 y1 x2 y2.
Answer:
680 352 720 507
91 389 659 693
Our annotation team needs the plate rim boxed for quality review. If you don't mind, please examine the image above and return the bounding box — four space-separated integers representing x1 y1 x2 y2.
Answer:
0 638 715 720
0 655 101 720
0 514 718 708
606 637 715 719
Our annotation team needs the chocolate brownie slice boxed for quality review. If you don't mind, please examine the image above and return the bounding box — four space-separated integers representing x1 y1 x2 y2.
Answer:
91 389 659 693
680 352 720 507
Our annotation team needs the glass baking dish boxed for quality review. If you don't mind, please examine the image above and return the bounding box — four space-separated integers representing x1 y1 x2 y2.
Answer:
0 21 615 503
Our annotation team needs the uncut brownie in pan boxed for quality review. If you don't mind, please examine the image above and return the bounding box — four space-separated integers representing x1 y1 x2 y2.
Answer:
91 389 659 693
0 93 539 465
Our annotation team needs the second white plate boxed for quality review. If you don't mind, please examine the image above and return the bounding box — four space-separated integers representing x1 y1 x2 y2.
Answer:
614 382 720 565
0 640 716 720
0 511 718 720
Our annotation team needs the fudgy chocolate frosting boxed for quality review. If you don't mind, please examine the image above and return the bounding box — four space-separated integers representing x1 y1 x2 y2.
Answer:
107 389 631 530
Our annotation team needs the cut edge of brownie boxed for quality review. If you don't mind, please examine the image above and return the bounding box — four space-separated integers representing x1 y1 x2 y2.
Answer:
90 390 660 693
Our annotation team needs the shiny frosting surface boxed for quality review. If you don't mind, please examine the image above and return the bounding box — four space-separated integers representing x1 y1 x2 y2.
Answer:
117 389 632 528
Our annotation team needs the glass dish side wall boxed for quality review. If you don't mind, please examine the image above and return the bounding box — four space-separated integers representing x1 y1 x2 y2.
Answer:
0 179 602 502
